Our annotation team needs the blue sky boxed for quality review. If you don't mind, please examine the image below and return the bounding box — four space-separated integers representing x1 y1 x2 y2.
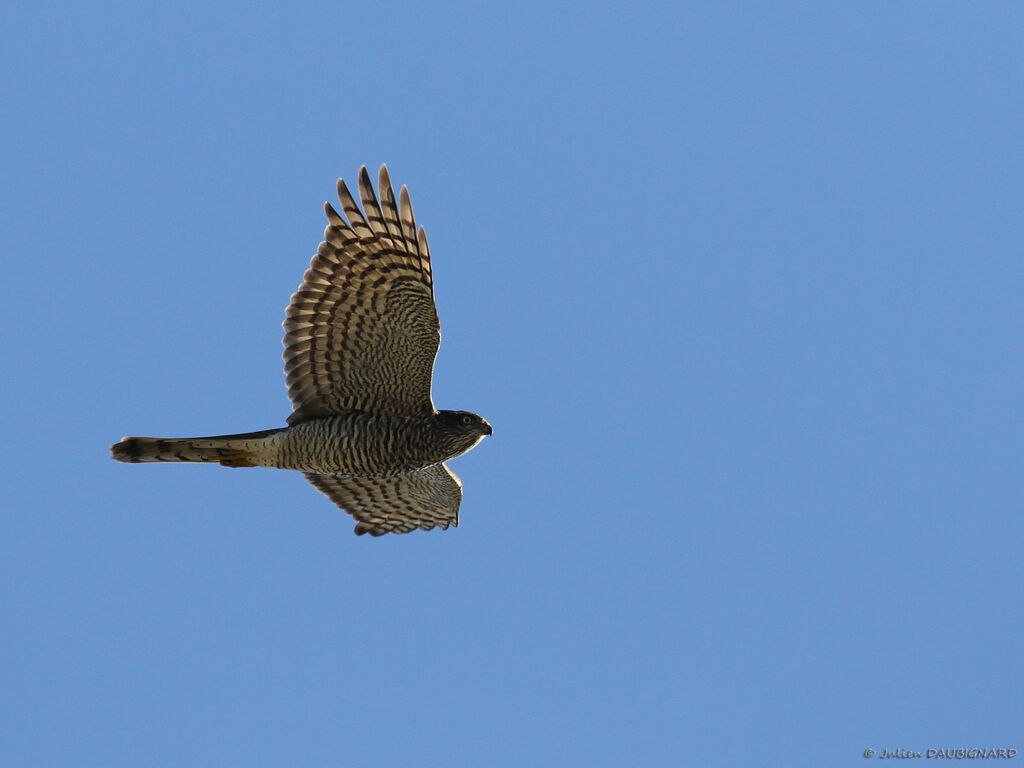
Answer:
2 2 1022 765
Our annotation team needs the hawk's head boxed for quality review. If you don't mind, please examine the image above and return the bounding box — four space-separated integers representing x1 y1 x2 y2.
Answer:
434 410 493 458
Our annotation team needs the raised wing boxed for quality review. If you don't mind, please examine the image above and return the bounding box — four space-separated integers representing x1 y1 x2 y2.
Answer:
305 463 463 536
284 165 440 424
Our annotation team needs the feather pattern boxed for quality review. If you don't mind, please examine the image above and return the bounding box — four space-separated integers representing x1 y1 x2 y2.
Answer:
306 463 462 536
283 164 440 424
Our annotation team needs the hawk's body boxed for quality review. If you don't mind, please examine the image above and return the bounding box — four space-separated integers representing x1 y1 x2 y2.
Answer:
111 166 491 536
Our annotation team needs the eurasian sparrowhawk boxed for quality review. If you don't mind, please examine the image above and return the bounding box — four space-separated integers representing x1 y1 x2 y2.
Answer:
111 166 491 536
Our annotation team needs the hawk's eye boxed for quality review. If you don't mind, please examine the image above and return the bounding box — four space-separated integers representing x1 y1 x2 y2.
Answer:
461 415 473 424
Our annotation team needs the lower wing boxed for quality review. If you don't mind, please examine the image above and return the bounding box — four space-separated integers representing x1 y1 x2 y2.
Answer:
306 463 463 536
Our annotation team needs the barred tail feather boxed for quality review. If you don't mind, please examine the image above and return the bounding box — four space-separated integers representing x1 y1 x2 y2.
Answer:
110 428 284 467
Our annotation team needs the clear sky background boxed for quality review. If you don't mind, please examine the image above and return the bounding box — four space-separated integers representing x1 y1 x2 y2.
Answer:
2 2 1021 766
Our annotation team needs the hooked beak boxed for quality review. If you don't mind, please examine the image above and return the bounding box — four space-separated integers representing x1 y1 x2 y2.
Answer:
482 420 493 436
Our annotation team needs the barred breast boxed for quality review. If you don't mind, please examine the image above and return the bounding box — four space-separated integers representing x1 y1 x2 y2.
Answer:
263 411 439 475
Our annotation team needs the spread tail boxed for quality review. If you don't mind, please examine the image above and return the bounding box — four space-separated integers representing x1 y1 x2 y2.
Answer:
110 428 284 467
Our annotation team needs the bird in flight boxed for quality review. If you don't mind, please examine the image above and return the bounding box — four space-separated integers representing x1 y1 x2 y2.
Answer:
111 165 491 536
